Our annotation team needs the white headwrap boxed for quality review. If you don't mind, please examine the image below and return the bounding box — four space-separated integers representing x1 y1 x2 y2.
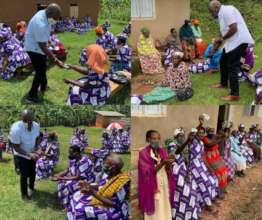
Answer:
173 51 184 59
174 128 184 136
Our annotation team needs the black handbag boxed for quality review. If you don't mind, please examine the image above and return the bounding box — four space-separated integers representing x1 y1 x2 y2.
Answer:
176 87 194 101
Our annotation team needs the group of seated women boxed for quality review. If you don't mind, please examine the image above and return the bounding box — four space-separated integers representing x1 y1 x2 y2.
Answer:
138 114 262 219
136 19 259 102
53 16 93 34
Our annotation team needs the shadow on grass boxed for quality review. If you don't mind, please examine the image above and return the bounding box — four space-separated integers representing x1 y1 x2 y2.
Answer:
20 93 56 105
33 190 62 211
0 158 12 163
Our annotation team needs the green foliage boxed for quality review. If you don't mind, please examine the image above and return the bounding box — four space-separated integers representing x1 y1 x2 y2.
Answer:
0 105 130 129
191 0 262 42
99 0 130 22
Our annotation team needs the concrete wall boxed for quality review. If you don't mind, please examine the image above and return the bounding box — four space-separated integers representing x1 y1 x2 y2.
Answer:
228 105 262 130
131 105 219 152
131 0 190 49
0 0 99 29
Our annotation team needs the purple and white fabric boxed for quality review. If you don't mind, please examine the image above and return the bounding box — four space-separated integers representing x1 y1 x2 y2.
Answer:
57 156 95 209
188 138 219 209
67 177 130 220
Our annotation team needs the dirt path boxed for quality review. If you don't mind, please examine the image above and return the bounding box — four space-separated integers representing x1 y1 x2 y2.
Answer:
203 162 262 220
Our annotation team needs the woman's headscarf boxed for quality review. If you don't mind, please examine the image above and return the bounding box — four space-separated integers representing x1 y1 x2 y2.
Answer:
192 19 200 25
86 44 108 74
95 26 104 35
141 27 150 34
16 21 26 33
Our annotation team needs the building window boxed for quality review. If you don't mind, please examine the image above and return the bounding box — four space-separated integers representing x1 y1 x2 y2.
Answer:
131 105 167 117
70 4 79 18
131 0 156 19
257 105 262 117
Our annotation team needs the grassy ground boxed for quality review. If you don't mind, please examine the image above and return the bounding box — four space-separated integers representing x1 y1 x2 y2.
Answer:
0 19 130 106
0 126 130 220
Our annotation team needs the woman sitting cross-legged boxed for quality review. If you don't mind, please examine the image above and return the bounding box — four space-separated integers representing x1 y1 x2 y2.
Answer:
64 44 111 106
161 52 193 100
52 145 95 211
204 38 223 73
35 132 60 180
137 27 164 75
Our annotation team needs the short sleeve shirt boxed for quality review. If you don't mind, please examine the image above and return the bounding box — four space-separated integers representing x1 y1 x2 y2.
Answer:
218 5 254 53
24 10 51 55
9 121 40 159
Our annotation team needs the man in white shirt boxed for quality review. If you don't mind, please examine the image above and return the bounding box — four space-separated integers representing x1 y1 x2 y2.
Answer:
9 110 40 200
24 3 65 103
209 0 254 101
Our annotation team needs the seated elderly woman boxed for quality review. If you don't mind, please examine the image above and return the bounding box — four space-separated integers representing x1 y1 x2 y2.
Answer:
179 20 196 61
230 130 247 177
161 52 192 95
14 21 27 46
35 132 60 180
102 24 116 52
191 19 207 57
70 128 88 152
137 27 164 75
204 38 223 73
52 145 95 210
64 44 111 106
95 26 107 50
67 153 130 220
0 26 31 80
109 36 132 76
163 28 182 66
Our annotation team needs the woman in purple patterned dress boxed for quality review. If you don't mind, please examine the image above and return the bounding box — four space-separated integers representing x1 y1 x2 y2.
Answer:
101 131 112 150
95 26 106 49
102 25 116 51
0 26 31 80
168 131 200 220
120 129 130 153
110 129 123 153
67 154 130 220
188 127 219 213
52 145 95 210
221 128 235 181
237 124 254 165
65 44 111 106
109 36 132 76
36 132 60 179
70 128 88 152
89 148 110 183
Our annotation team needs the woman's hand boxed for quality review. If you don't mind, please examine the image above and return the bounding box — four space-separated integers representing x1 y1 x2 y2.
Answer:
51 176 60 181
55 59 65 69
64 78 71 84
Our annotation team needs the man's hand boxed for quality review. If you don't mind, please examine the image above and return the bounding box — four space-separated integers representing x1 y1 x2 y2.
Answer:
28 152 39 161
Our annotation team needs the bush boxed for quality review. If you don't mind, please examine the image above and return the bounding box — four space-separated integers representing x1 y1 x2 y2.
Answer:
99 0 130 22
0 105 130 129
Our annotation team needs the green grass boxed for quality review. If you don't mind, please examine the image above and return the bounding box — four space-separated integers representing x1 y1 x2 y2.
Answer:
0 126 130 220
0 19 130 106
